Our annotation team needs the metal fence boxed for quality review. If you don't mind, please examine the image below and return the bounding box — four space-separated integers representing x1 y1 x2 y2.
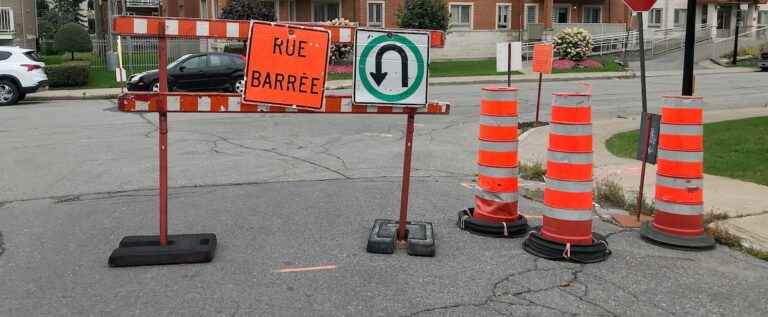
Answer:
710 26 768 60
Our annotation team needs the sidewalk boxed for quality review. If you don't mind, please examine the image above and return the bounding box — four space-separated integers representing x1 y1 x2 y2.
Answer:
26 64 758 102
519 107 768 251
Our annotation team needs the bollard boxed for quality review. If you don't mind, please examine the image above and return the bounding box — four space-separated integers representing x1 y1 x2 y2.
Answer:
458 86 528 238
523 90 611 263
640 96 714 250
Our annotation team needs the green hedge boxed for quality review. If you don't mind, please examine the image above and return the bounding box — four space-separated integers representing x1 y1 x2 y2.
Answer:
46 61 90 87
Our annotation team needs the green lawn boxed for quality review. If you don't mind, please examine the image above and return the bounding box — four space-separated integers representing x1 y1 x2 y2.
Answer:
605 117 768 186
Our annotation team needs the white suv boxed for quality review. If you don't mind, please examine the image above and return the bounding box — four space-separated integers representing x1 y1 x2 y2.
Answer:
0 46 48 105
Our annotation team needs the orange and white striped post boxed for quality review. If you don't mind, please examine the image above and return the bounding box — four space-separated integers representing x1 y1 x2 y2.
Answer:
523 89 610 263
640 96 715 249
458 87 528 237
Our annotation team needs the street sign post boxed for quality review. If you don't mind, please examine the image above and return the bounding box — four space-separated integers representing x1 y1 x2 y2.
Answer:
243 22 331 110
353 29 429 106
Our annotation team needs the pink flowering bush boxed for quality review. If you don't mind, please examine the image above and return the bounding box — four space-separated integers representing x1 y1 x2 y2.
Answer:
553 59 576 70
578 59 603 69
328 64 353 74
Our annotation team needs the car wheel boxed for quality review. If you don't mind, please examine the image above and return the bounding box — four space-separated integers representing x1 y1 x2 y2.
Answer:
0 80 19 106
233 78 245 94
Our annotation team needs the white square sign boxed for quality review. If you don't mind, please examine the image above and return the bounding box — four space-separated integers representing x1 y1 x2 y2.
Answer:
353 29 429 107
496 42 522 72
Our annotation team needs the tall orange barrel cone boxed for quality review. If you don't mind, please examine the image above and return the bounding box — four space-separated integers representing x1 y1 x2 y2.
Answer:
640 96 715 250
523 91 610 263
458 87 529 238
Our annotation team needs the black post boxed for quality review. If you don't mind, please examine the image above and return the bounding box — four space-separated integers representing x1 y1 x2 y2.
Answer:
638 12 648 114
507 42 512 87
681 0 697 96
732 10 742 65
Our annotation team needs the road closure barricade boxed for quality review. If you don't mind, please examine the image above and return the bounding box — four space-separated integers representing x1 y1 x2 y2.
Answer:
108 16 449 267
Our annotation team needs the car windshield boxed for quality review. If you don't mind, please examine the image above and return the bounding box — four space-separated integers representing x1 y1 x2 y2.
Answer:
167 54 193 69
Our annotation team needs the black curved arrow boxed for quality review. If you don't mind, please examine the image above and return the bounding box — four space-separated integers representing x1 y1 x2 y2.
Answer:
370 44 408 87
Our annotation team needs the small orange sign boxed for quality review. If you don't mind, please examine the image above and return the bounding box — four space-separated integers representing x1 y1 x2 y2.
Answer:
532 44 554 74
243 22 330 110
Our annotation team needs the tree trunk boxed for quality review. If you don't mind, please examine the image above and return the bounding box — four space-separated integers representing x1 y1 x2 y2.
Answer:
71 51 75 60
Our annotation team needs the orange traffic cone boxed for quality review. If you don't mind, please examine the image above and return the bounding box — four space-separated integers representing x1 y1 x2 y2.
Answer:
459 87 528 237
640 96 715 249
523 91 610 263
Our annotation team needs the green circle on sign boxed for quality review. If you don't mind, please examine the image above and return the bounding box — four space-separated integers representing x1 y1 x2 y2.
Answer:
358 34 425 102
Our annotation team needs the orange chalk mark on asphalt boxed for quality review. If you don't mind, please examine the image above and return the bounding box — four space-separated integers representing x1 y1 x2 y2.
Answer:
278 265 337 273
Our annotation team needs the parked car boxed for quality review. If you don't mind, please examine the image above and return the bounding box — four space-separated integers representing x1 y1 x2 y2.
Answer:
0 46 48 106
759 48 768 71
127 52 246 93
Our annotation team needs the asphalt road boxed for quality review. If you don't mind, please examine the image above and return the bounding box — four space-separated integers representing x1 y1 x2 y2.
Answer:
1 71 767 316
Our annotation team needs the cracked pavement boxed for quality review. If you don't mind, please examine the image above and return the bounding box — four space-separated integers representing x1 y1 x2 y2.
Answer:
2 73 768 316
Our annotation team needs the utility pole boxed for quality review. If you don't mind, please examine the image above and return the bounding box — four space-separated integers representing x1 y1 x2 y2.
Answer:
732 9 742 65
681 0 696 95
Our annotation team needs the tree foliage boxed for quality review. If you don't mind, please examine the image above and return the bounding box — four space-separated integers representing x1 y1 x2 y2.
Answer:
220 0 276 21
55 23 93 60
396 0 449 31
54 0 87 24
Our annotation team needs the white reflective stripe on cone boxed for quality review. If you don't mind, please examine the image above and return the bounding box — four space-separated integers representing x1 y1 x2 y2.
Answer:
655 199 703 215
656 174 703 189
660 123 702 135
550 123 592 136
553 95 590 107
545 177 592 193
544 206 593 221
475 188 518 203
483 91 517 100
657 149 703 162
663 97 703 108
547 150 593 164
480 115 517 126
479 140 518 152
478 165 519 178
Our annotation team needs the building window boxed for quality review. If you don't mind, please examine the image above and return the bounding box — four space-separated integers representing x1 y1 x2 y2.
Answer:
583 6 601 23
649 8 663 26
313 0 340 22
525 4 538 25
701 5 707 24
759 11 768 25
496 4 511 29
553 5 569 24
368 1 384 27
674 9 687 27
200 0 208 18
449 4 472 29
288 0 296 21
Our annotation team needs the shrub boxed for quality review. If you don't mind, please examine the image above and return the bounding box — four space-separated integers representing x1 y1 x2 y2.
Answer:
54 23 92 60
578 59 603 69
553 28 592 61
519 161 546 182
220 0 275 21
397 0 449 31
46 61 90 87
553 59 576 70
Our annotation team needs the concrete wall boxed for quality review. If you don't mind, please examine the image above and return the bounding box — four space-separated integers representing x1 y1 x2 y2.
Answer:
430 30 521 60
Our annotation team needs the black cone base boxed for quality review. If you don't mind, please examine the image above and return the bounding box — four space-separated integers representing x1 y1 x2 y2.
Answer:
457 208 529 238
366 219 435 257
109 233 217 267
523 227 611 263
639 221 715 251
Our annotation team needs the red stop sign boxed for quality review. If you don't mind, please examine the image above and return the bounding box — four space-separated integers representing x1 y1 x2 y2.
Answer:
623 0 657 12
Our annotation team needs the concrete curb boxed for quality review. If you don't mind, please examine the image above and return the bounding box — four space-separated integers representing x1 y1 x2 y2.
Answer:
26 94 122 102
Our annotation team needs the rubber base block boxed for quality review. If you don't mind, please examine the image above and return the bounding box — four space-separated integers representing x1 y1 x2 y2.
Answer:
523 227 611 263
108 233 217 267
457 208 529 238
639 221 715 251
366 219 435 257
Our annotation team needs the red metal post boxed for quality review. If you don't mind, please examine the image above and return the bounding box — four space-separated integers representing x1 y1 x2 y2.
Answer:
397 109 416 241
637 113 652 222
158 32 169 246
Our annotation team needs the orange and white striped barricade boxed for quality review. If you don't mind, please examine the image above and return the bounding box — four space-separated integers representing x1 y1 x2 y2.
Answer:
640 96 714 250
523 90 611 263
458 87 529 237
108 16 449 267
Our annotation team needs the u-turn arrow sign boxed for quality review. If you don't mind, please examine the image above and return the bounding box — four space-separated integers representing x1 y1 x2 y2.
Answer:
353 29 429 107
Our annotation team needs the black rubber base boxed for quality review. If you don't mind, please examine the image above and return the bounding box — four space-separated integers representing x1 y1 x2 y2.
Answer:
639 221 715 251
366 219 435 257
457 208 529 238
108 233 217 267
523 227 611 263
